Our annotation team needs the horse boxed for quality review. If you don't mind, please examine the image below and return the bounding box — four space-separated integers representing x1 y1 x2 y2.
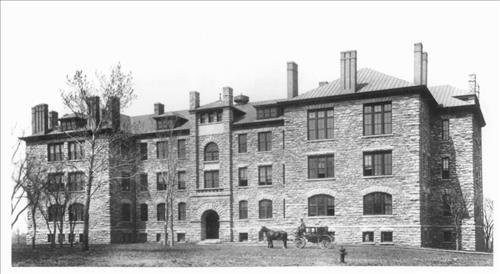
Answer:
259 226 288 248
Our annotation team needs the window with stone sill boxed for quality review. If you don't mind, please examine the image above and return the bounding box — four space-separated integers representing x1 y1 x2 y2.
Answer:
68 141 84 160
362 231 374 242
157 203 166 221
363 151 392 176
140 203 148 221
258 165 272 185
204 142 219 161
47 143 64 162
381 231 393 243
178 171 186 190
139 143 148 161
442 157 450 179
177 139 186 159
68 172 85 192
308 154 334 179
238 167 248 187
178 202 186 221
204 170 219 188
363 192 392 215
363 102 392 136
258 199 273 219
139 173 148 191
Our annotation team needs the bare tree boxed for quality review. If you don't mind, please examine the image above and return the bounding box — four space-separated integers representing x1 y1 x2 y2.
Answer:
59 63 136 250
153 116 181 247
442 189 473 250
11 140 49 249
483 198 493 252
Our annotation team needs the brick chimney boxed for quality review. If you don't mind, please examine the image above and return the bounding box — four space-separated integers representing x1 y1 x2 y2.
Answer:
287 62 298 98
86 96 100 129
154 103 164 115
48 111 58 130
340 50 357 92
189 91 200 110
222 87 233 106
107 96 120 131
414 43 428 85
31 104 48 134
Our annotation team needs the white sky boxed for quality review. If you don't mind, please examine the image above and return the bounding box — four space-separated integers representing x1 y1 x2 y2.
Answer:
1 0 499 250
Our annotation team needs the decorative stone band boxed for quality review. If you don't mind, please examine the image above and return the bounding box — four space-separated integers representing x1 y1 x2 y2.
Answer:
360 186 394 196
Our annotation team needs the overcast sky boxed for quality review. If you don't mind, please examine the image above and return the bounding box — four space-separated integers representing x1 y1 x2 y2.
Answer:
1 2 499 238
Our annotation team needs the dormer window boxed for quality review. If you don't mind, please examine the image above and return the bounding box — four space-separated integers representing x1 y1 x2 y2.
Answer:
155 115 187 130
256 107 282 120
60 117 86 131
199 110 222 124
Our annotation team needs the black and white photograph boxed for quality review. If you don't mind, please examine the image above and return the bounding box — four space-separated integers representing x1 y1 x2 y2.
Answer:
1 0 498 271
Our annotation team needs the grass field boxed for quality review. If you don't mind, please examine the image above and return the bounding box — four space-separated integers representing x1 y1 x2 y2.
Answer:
12 242 493 267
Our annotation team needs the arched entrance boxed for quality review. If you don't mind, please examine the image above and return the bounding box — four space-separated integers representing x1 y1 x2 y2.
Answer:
201 210 219 240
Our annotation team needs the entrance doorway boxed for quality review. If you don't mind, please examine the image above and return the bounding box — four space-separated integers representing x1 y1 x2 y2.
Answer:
201 210 219 240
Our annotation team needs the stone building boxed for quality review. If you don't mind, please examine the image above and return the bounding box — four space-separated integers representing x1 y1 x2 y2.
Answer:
22 43 485 250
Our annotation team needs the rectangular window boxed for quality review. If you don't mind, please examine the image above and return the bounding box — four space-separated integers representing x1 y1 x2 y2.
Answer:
239 233 248 242
199 113 206 124
156 233 161 242
258 165 272 185
68 141 84 160
442 157 450 179
443 231 453 242
308 154 334 179
58 233 65 243
442 119 449 140
257 107 282 119
307 109 334 140
381 232 393 243
47 143 64 162
68 233 75 243
139 173 148 191
363 151 392 176
258 132 272 151
362 232 374 242
140 204 148 221
121 172 130 191
178 171 186 190
156 141 168 159
139 143 148 160
177 139 186 159
157 172 167 191
238 167 248 186
204 170 219 188
68 172 84 192
239 201 248 219
238 134 247 153
47 234 55 243
177 233 186 242
209 112 215 123
363 102 392 136
48 173 64 192
216 111 222 122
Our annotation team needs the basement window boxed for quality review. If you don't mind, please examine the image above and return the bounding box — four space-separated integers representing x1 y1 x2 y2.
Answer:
239 233 248 242
362 231 374 243
381 231 393 243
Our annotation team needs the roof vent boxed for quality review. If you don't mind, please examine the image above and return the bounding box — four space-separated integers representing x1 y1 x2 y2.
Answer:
319 81 329 87
234 94 249 105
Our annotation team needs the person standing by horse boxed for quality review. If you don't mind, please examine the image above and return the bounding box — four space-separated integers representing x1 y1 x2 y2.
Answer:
297 218 306 237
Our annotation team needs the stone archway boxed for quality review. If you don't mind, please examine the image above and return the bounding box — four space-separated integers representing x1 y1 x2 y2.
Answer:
201 210 219 240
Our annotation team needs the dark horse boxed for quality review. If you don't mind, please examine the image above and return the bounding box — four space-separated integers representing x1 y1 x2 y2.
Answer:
259 226 288 248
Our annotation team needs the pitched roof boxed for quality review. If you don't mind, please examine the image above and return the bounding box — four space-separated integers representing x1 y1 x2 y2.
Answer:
197 100 225 110
292 68 414 100
128 109 191 134
427 85 475 107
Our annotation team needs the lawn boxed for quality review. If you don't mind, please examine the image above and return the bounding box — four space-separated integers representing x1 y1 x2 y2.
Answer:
12 242 493 267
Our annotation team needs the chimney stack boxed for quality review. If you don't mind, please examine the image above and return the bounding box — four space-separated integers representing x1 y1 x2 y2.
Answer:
287 62 298 98
107 96 120 131
340 50 357 92
222 87 233 106
468 74 480 97
31 104 48 134
48 111 58 130
86 96 100 129
154 103 164 115
189 91 200 110
414 43 428 85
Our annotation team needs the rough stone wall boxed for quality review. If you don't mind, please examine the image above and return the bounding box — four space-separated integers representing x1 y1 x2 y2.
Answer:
25 138 111 245
427 111 482 250
281 94 423 247
419 96 433 247
231 124 285 241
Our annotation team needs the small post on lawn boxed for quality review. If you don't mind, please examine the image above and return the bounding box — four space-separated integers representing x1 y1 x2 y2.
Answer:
339 246 347 264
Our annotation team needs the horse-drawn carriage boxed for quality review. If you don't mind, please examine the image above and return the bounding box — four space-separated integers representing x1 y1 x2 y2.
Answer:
294 226 335 249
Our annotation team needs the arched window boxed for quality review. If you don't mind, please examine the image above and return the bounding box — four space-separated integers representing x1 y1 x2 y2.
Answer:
178 202 186 221
157 203 165 221
140 204 148 221
48 205 63 221
68 203 84 222
259 199 272 219
121 203 131 221
363 192 392 215
308 195 335 216
204 142 219 161
239 200 248 219
442 194 451 216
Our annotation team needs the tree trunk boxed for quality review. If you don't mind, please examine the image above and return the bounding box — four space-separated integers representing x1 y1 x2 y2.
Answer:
83 139 96 251
169 195 174 247
31 206 37 249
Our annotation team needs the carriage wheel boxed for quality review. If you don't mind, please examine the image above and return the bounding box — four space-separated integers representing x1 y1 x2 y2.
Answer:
294 237 306 249
320 237 332 249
